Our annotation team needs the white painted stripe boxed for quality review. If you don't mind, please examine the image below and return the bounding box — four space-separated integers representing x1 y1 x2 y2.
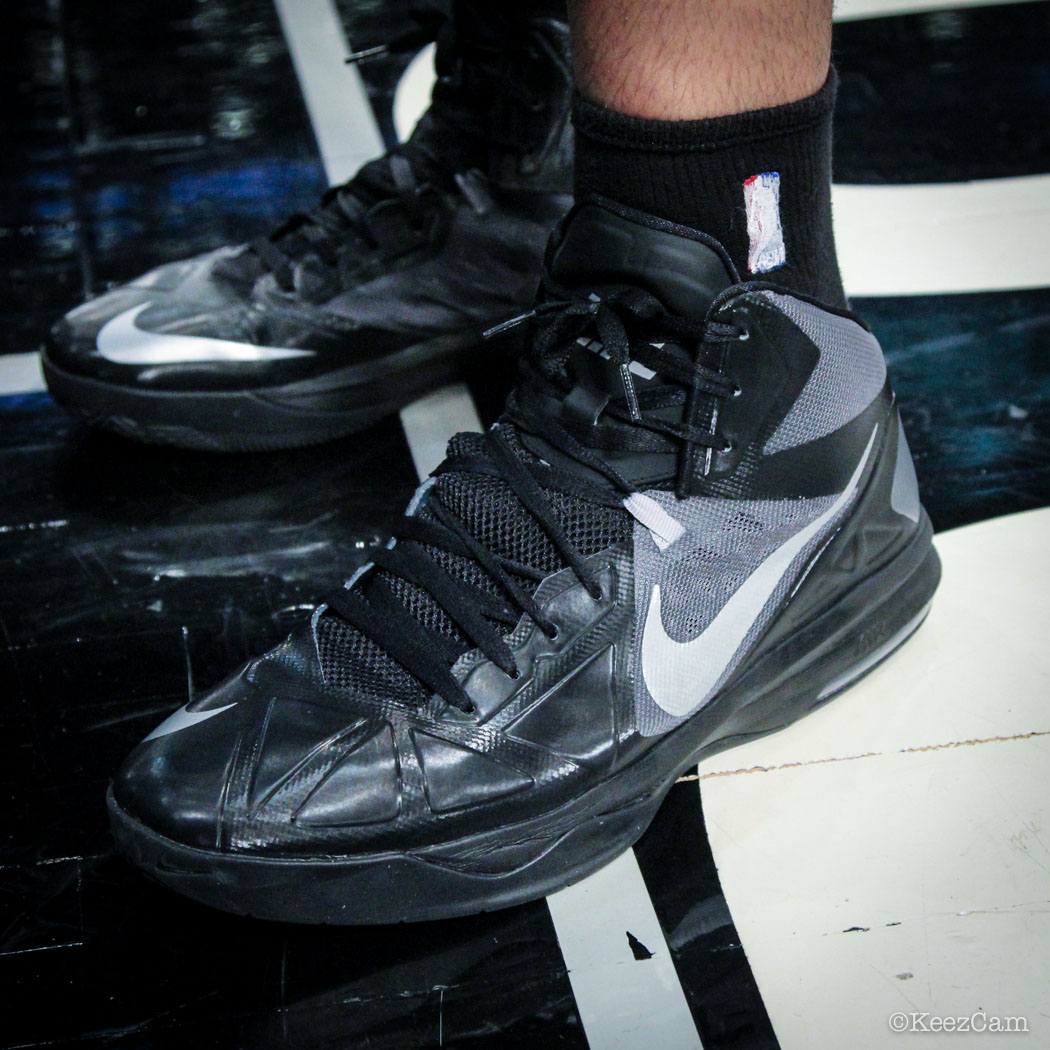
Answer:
271 0 384 186
548 852 704 1050
0 352 46 395
697 507 1050 1050
394 42 437 143
834 175 1050 296
834 0 1043 22
398 382 482 480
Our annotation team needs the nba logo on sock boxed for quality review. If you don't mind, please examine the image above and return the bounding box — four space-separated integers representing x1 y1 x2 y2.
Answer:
743 172 786 274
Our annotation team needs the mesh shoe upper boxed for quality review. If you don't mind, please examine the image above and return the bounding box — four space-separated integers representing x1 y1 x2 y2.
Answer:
316 429 632 706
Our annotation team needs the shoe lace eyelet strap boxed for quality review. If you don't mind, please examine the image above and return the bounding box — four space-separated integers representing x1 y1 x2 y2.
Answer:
671 324 742 493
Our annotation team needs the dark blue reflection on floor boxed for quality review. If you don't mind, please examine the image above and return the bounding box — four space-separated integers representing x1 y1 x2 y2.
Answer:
2 0 326 357
833 1 1050 182
864 289 1050 531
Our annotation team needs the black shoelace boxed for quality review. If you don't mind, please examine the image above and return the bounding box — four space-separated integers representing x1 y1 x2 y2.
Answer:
326 280 743 712
250 7 554 292
249 147 487 292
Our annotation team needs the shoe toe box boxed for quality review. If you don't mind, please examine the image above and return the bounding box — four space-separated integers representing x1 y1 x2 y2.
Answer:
46 247 255 377
46 287 152 376
111 684 249 851
110 627 406 855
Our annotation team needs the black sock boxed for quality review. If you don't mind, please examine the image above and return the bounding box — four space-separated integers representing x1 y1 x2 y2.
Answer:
572 70 846 308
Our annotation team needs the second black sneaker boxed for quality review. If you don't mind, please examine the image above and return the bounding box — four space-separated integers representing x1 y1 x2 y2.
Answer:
108 198 940 922
43 4 573 451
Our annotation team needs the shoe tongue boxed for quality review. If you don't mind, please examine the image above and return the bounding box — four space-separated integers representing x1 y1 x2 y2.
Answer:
549 201 736 320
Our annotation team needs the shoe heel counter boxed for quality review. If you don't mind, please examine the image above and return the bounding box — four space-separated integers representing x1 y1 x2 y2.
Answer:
827 404 931 569
772 407 935 637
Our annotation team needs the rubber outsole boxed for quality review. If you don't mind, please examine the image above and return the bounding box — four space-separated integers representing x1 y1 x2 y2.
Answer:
107 522 941 924
40 334 489 452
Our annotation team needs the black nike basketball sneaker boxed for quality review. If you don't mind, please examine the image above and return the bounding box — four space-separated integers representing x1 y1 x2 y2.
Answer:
42 4 573 451
108 198 940 922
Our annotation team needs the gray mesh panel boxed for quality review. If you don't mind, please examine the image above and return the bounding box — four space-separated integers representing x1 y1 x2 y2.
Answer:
761 291 886 454
632 488 840 736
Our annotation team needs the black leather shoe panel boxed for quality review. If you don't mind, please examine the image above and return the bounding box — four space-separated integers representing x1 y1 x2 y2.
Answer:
293 724 401 828
245 696 375 812
689 295 818 489
316 194 564 339
550 200 735 321
459 560 620 722
505 643 618 767
412 731 534 814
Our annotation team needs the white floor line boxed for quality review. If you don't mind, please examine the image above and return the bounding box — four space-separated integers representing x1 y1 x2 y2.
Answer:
398 383 482 481
0 352 46 395
835 0 1042 21
393 42 437 143
548 853 705 1050
697 507 1050 1050
271 0 384 186
835 175 1050 297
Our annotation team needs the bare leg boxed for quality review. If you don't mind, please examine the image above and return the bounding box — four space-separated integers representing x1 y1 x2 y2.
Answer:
569 0 833 118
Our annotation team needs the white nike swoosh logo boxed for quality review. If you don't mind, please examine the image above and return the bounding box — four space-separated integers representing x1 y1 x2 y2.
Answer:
96 303 314 365
144 702 237 741
641 427 878 717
